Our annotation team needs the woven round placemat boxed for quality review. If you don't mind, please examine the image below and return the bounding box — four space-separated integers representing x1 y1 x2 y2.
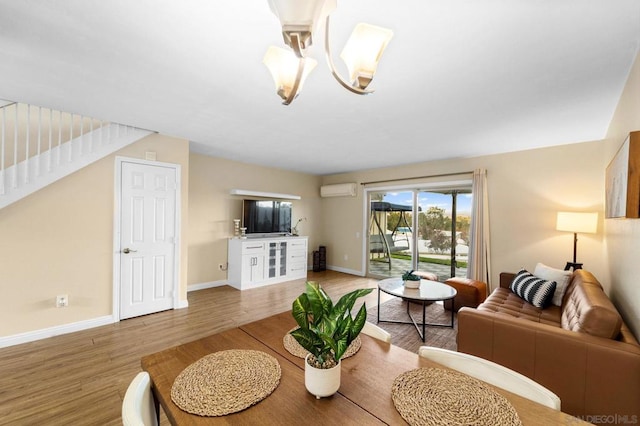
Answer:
283 327 361 359
170 349 281 417
391 367 522 426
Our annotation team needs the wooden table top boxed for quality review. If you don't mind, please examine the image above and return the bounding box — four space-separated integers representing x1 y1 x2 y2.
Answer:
142 311 589 425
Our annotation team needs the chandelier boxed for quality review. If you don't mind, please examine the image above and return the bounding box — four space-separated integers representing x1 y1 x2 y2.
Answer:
263 0 394 105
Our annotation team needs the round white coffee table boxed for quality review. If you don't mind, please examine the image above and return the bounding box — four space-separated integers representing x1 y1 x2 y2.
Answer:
377 277 457 342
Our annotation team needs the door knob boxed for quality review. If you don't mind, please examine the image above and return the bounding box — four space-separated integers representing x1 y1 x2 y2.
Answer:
122 248 138 254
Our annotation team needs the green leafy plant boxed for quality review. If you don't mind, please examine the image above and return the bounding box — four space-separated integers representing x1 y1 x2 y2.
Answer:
290 281 373 368
402 270 421 281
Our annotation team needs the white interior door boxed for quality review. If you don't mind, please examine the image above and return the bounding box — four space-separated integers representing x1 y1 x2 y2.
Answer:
119 160 177 320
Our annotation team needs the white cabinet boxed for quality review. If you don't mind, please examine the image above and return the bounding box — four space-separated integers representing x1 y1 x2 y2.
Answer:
228 236 308 290
287 238 308 279
230 241 266 289
242 252 265 283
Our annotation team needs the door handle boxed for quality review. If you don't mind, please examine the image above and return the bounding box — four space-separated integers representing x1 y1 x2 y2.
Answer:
122 248 138 254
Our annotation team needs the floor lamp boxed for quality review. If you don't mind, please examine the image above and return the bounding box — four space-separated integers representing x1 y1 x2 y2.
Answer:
556 212 598 271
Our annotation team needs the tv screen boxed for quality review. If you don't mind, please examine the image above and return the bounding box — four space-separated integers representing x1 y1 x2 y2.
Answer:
242 200 292 235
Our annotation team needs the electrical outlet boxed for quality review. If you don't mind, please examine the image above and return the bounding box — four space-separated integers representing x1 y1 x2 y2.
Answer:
56 294 68 308
218 263 228 271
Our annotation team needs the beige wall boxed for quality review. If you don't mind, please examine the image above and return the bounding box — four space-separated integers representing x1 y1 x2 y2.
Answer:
0 134 189 336
3 53 638 341
603 51 640 337
321 141 607 289
187 153 322 286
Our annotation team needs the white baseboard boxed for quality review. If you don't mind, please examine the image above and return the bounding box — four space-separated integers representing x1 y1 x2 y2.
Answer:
188 280 227 292
327 265 364 276
177 299 189 309
0 315 114 349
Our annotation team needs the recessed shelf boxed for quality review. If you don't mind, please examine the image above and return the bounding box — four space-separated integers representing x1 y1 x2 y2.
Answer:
230 189 301 200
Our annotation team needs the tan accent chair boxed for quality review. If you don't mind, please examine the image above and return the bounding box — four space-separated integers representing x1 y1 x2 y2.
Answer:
443 277 487 311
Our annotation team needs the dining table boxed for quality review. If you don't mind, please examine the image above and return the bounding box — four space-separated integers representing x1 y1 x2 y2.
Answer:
141 311 590 425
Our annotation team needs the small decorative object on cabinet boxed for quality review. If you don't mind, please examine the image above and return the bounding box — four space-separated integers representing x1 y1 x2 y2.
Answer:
291 217 306 236
233 219 241 238
290 281 372 398
606 131 640 218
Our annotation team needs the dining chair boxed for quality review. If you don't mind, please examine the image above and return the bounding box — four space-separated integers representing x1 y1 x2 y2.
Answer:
418 346 561 410
122 371 159 426
361 321 392 343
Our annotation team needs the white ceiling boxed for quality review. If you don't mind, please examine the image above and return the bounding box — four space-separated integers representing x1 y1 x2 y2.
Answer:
0 0 638 175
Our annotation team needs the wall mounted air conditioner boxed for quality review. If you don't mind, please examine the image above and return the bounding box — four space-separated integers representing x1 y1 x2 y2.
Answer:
320 183 357 198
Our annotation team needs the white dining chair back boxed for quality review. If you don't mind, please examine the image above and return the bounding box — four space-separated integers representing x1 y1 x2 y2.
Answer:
122 371 159 426
418 346 561 410
361 321 392 343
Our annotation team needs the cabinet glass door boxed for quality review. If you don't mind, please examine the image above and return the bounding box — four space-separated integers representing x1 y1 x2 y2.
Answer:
268 241 288 278
279 242 287 276
268 242 277 278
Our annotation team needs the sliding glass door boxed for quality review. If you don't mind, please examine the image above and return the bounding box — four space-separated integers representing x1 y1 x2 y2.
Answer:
368 190 415 277
415 190 471 280
367 186 471 281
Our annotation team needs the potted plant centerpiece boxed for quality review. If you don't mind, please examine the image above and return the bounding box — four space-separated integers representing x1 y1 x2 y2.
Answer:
402 270 421 289
290 281 373 398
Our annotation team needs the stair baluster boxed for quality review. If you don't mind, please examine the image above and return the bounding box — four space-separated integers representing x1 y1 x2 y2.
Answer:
0 101 154 209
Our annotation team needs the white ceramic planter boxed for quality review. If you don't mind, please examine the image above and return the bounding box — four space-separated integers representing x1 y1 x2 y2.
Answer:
304 354 341 399
404 279 420 289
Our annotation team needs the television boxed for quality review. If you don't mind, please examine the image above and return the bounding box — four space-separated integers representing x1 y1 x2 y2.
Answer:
242 199 292 235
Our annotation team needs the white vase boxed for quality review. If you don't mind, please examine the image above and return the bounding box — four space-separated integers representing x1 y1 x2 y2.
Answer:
404 279 420 289
304 354 341 399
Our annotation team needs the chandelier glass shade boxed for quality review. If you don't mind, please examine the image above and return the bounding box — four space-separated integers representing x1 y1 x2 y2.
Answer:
263 46 318 105
264 0 393 104
340 23 394 90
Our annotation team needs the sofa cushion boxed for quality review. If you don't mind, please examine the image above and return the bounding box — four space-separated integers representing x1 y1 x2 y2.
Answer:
534 263 572 306
509 269 556 308
561 270 623 339
478 288 562 326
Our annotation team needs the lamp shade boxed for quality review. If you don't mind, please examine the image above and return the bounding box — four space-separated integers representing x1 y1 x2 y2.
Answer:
340 23 393 89
263 46 317 101
556 212 598 234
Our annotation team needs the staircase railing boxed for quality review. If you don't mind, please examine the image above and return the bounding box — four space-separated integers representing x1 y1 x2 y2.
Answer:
0 101 153 209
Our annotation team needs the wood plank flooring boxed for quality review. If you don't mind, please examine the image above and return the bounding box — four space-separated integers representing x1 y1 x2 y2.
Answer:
0 271 383 426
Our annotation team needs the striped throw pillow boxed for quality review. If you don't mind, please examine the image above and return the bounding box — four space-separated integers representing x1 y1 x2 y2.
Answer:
509 269 557 308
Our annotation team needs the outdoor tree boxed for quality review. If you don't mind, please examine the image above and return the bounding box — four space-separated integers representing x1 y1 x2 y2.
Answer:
418 206 451 252
386 211 400 232
456 215 471 244
385 211 412 233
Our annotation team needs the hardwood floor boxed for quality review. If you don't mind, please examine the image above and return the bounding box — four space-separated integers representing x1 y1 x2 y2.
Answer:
0 271 382 426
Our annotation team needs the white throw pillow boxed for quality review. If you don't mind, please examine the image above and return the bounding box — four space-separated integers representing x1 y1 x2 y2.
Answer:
534 263 572 306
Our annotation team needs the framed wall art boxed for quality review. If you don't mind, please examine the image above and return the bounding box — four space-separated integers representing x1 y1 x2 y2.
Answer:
605 131 640 218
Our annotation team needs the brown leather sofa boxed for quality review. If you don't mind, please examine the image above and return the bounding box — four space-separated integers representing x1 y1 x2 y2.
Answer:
457 270 640 423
